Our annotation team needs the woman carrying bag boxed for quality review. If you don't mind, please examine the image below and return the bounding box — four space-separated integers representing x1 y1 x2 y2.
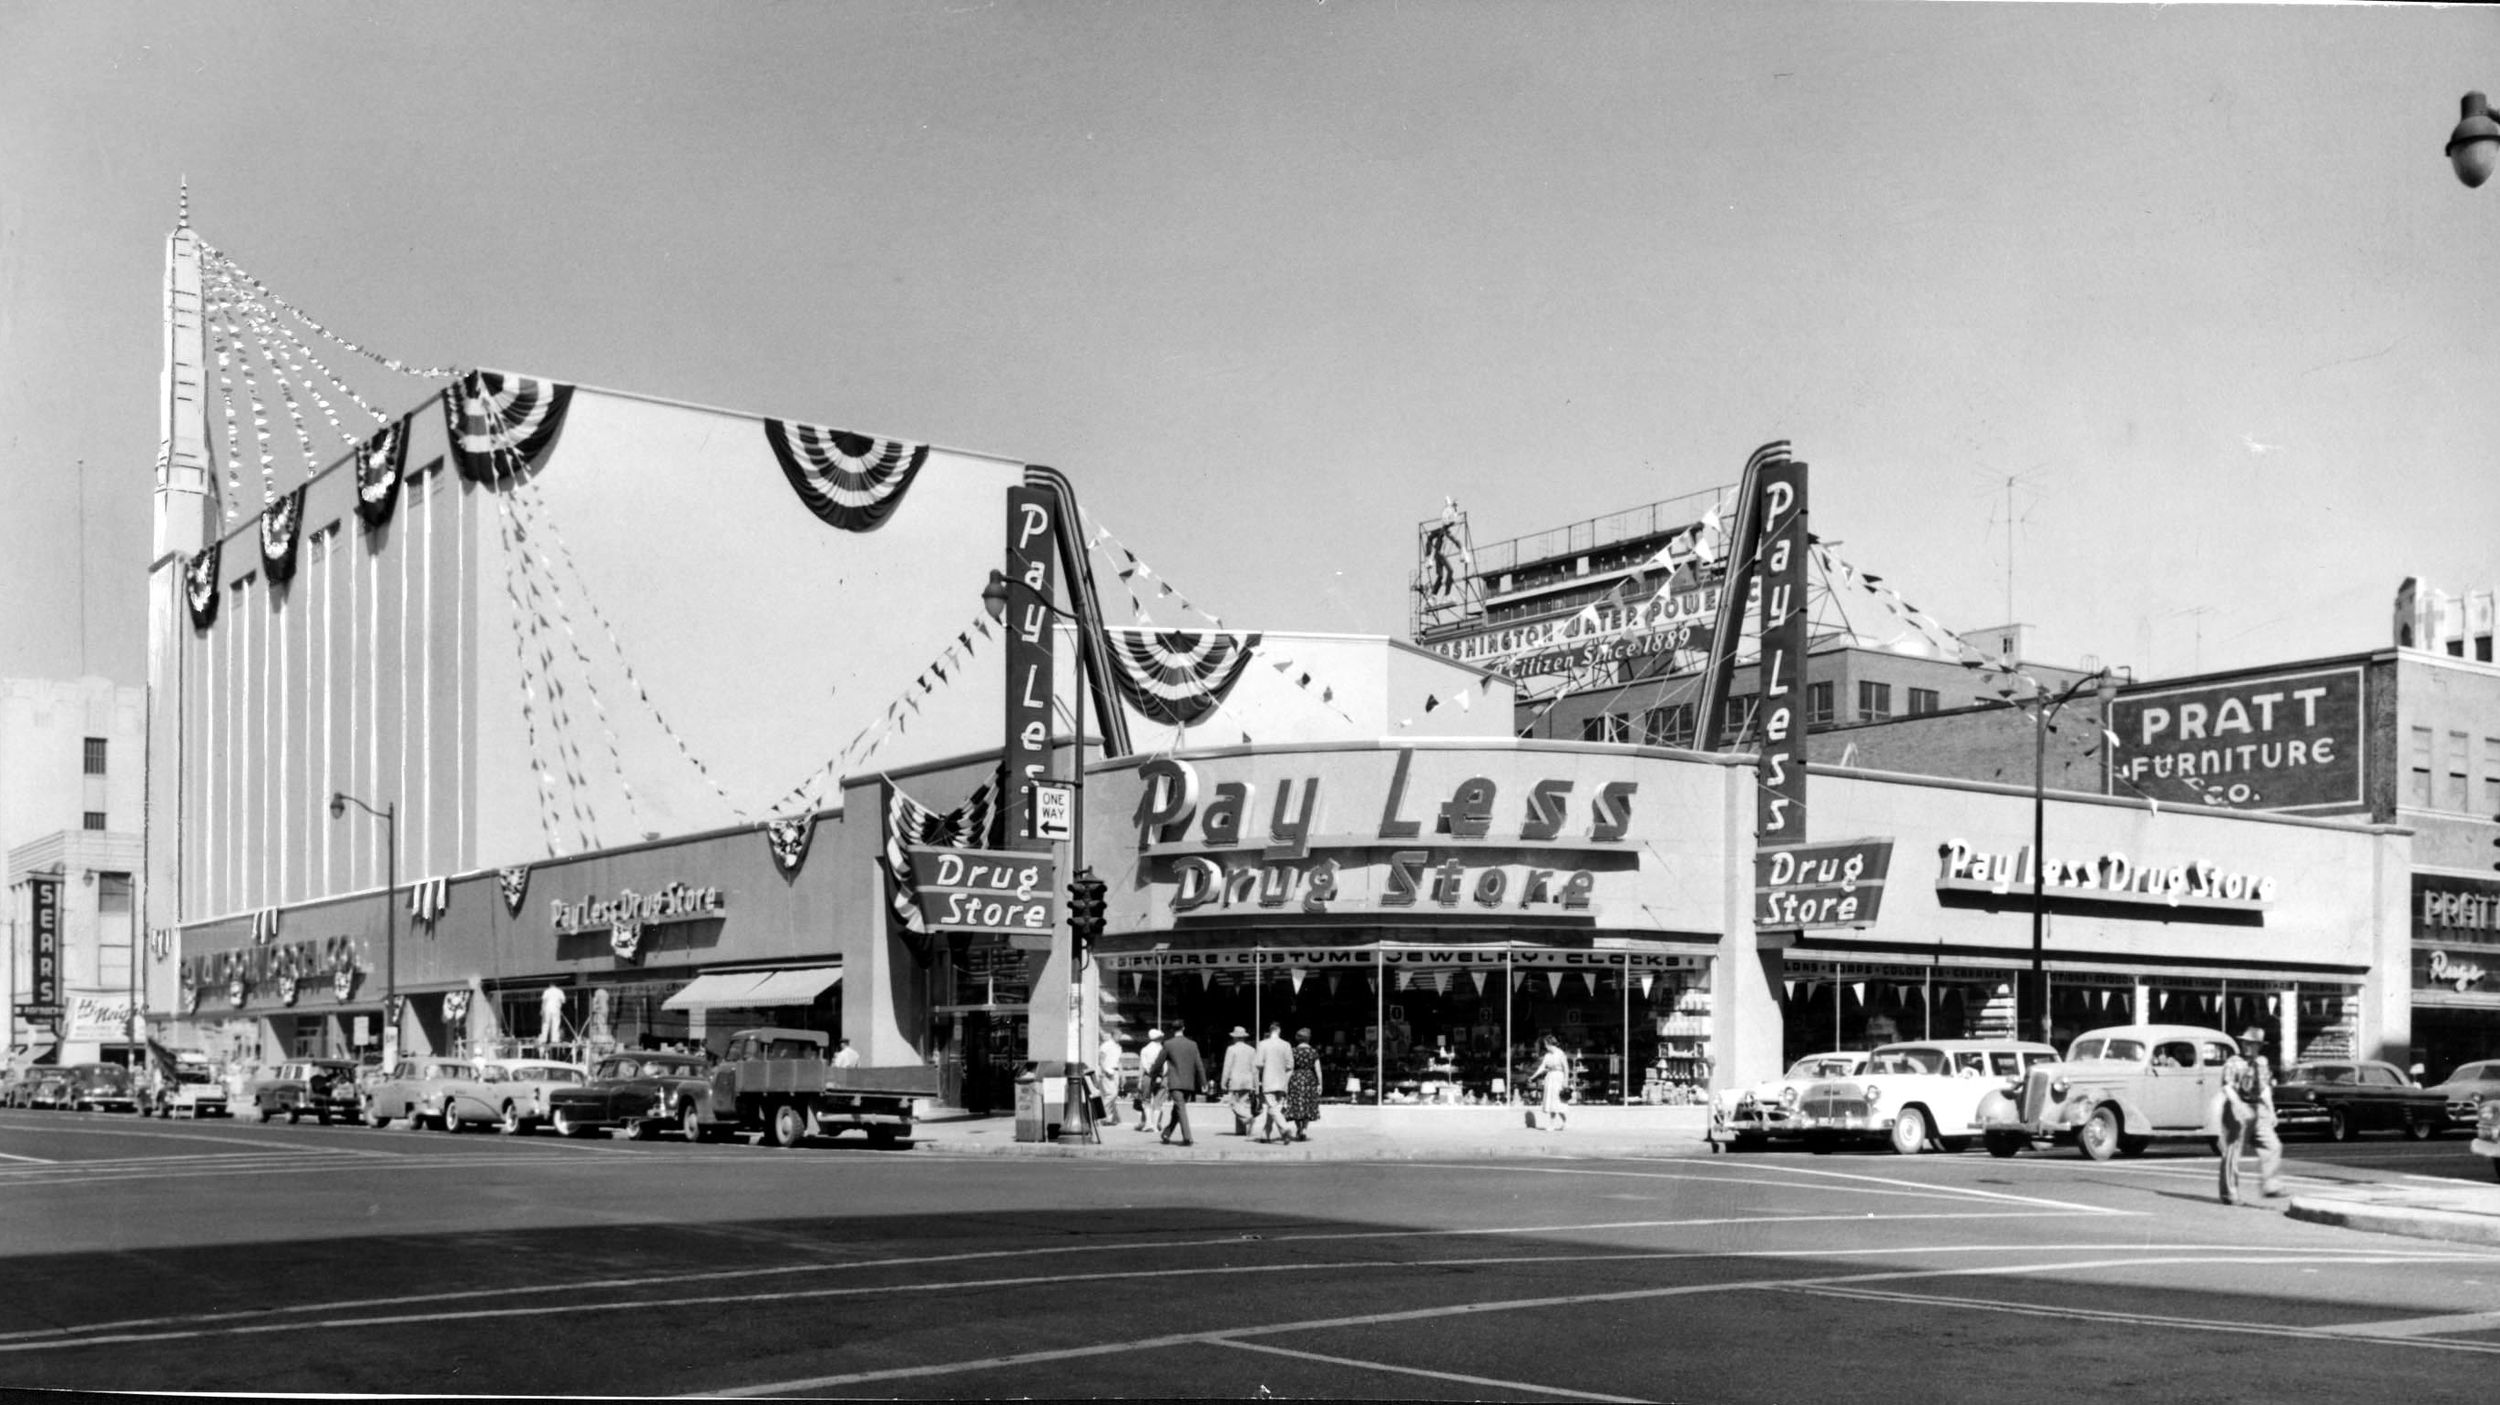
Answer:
1534 1034 1572 1132
1283 1028 1323 1142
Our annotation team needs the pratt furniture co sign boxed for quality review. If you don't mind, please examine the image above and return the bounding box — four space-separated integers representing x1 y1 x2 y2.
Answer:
2107 666 2364 813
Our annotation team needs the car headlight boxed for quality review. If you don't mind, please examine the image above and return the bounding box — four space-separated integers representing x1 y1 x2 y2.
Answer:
1863 1084 1883 1107
2049 1077 2070 1102
1779 1086 1801 1109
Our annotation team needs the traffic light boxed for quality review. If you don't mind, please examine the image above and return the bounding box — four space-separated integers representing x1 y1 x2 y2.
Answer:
1068 870 1108 955
2491 814 2499 872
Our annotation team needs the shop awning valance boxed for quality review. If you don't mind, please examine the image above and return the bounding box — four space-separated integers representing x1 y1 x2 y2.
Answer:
740 967 842 1006
662 972 769 1010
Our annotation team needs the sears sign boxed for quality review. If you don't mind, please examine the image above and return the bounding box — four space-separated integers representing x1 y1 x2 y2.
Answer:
2107 666 2364 812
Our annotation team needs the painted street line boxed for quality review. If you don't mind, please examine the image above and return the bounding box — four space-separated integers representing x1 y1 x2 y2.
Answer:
0 1150 57 1163
2322 1309 2500 1339
1780 1276 2500 1354
1411 1158 2121 1214
694 1248 2500 1397
1208 1336 1648 1403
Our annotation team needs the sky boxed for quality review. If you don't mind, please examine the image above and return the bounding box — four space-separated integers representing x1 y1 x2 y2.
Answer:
4 1 2498 694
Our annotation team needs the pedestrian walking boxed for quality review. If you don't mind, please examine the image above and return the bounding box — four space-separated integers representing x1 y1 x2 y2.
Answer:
1133 1027 1165 1132
1534 1034 1572 1132
1157 1020 1205 1146
1283 1028 1323 1141
1096 1030 1124 1117
1252 1022 1293 1142
1220 1027 1258 1135
2218 1026 2286 1204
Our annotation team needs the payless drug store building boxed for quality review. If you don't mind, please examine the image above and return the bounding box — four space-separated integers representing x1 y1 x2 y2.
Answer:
1084 739 2415 1100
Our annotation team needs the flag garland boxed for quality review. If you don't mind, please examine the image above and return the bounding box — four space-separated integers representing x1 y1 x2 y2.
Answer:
881 774 1003 962
355 415 409 528
1105 629 1263 725
445 369 574 482
498 866 531 917
259 486 305 584
763 420 930 532
185 543 222 630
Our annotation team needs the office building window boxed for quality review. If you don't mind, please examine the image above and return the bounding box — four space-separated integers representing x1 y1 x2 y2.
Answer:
1857 681 1893 722
2486 738 2500 816
83 811 107 831
1908 687 1940 716
1722 696 1759 742
1643 703 1696 747
2409 727 2433 807
83 737 107 775
1581 714 1630 743
2452 732 2472 812
1806 682 1835 726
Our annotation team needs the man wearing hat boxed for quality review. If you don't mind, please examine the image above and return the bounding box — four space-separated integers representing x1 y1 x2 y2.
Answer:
1220 1026 1259 1135
1156 1020 1206 1146
1133 1027 1166 1133
2218 1026 2286 1205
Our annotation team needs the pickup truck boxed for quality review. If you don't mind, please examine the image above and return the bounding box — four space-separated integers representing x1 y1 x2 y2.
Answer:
679 1028 936 1148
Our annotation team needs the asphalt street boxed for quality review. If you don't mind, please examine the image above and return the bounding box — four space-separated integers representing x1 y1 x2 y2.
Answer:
1 1109 2496 1401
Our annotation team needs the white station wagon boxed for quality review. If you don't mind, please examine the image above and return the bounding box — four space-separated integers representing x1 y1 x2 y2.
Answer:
1794 1039 2061 1154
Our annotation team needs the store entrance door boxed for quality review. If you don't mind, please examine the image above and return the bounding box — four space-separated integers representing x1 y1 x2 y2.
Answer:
936 1005 1029 1114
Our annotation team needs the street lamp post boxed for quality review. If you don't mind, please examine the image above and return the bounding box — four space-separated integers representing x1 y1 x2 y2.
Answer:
2448 91 2498 189
328 792 396 1062
2017 670 2116 1047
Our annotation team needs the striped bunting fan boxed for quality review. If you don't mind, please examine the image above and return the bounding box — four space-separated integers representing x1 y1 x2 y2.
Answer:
444 369 575 482
1106 629 1263 726
763 420 930 532
259 487 305 584
881 774 1002 962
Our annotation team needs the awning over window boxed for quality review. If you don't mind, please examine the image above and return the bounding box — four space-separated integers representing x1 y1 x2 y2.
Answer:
662 972 769 1010
661 967 841 1011
741 967 842 1007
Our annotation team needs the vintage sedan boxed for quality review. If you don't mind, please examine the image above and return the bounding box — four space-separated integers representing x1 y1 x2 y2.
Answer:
437 1059 590 1134
1983 1024 2239 1159
2272 1059 2445 1142
19 1067 75 1109
250 1058 363 1124
150 1053 231 1119
363 1057 478 1130
1793 1039 2060 1154
63 1062 139 1113
1710 1052 1868 1150
2470 1098 2500 1183
2428 1059 2500 1130
541 1052 714 1139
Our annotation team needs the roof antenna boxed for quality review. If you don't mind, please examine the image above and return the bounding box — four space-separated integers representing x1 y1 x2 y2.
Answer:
177 176 189 230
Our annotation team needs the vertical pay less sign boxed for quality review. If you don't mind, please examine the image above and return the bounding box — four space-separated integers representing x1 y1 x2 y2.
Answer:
1755 453 1809 843
1002 487 1057 854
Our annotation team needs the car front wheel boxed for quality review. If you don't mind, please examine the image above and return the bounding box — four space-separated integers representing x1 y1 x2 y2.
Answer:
1889 1106 1930 1156
439 1099 461 1133
772 1102 807 1149
681 1102 705 1142
1984 1131 2026 1158
500 1102 527 1136
2328 1108 2354 1142
2077 1106 2121 1161
551 1108 580 1138
2404 1111 2436 1141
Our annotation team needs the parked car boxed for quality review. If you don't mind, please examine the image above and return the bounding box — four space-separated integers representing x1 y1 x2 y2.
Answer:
148 1052 231 1119
1711 1052 1868 1150
64 1062 138 1113
2271 1059 2445 1142
437 1059 591 1135
21 1068 74 1109
1982 1024 2240 1159
2428 1059 2500 1130
1794 1039 2061 1155
542 1052 715 1139
363 1057 478 1130
2471 1098 2500 1183
250 1058 363 1124
0 1064 50 1108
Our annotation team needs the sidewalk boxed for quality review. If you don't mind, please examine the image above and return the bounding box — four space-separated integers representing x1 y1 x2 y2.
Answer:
2285 1174 2500 1249
904 1102 1717 1163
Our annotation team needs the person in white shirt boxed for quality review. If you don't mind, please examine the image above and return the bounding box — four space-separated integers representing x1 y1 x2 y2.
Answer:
1133 1029 1165 1132
832 1038 862 1069
1097 1032 1124 1111
1252 1023 1294 1143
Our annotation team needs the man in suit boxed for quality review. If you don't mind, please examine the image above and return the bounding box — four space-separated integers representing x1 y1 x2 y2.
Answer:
1219 1027 1259 1135
1157 1020 1206 1146
1252 1022 1294 1143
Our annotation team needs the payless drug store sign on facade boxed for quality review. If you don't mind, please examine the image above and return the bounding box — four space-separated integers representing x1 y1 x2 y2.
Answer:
908 847 1059 947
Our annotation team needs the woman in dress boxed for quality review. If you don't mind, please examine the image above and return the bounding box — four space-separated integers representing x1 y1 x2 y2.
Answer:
1535 1034 1571 1132
1283 1028 1323 1142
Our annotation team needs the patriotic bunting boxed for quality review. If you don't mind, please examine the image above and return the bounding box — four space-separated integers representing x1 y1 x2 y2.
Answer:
184 543 222 630
444 988 472 1026
498 866 531 917
1106 629 1263 725
355 415 409 528
881 775 1004 962
259 486 304 584
611 918 645 963
763 420 931 532
408 876 450 927
445 369 574 482
764 815 815 878
250 907 281 944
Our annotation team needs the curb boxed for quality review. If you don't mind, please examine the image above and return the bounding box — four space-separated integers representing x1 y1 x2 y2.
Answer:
2284 1197 2500 1249
905 1135 1721 1164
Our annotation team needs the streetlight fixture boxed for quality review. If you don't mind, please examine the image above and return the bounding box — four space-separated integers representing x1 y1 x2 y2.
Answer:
328 791 396 1063
2449 91 2498 189
2003 669 2118 1048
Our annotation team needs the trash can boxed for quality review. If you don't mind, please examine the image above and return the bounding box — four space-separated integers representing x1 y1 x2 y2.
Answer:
1013 1067 1046 1143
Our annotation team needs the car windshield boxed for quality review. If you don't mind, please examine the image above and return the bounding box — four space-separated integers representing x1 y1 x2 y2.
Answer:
520 1066 583 1084
2289 1064 2352 1084
1786 1057 1858 1078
